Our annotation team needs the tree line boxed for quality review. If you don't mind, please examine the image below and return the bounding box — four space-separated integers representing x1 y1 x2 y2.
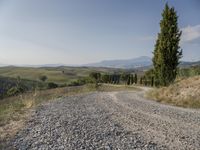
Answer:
89 72 155 87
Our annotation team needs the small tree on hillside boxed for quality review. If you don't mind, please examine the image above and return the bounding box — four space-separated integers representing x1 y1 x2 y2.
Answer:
39 75 48 82
102 74 110 83
153 3 182 86
121 73 129 85
89 72 101 86
127 75 131 85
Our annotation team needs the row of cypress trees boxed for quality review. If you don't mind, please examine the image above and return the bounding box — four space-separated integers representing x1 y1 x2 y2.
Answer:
90 72 138 85
90 72 157 87
101 73 138 85
126 74 137 85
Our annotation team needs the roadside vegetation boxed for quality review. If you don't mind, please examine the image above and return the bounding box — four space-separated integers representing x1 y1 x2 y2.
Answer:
178 66 200 78
0 76 48 99
147 76 200 108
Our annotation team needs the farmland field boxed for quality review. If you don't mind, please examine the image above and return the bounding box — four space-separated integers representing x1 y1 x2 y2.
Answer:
0 66 126 84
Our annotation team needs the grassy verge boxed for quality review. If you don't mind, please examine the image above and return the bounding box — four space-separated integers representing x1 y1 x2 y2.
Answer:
146 76 200 108
0 84 139 146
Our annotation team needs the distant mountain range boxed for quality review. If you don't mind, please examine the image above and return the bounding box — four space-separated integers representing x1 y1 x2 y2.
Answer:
84 56 152 69
180 61 200 68
0 56 199 69
84 56 200 69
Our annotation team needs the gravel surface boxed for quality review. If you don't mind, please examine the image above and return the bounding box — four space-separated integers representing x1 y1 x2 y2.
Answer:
8 89 200 149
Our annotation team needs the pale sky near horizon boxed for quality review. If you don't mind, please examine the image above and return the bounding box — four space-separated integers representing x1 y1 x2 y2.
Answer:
0 0 200 65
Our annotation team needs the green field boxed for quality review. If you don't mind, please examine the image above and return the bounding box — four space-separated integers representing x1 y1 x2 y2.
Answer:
0 66 126 84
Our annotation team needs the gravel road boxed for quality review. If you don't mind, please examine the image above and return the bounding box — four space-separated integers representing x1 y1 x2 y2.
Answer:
9 88 200 150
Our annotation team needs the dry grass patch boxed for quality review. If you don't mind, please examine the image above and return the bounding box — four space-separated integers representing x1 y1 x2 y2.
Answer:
147 76 200 108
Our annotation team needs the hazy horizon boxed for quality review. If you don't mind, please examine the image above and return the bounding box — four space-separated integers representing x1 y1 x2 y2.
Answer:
0 0 200 65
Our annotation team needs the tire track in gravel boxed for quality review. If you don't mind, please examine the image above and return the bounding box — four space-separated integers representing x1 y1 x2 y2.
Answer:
8 89 200 150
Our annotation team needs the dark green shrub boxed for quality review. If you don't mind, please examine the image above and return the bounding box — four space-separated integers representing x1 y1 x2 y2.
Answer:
130 74 134 85
48 82 58 89
7 87 19 96
127 75 131 85
59 83 67 87
151 76 154 87
7 86 25 96
89 72 101 86
178 66 200 77
39 75 48 82
101 74 110 83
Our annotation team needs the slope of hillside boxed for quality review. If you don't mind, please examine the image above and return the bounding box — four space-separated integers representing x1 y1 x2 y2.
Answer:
148 76 200 108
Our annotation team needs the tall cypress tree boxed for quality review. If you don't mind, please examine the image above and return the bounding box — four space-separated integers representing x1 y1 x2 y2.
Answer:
134 74 137 84
127 75 131 85
153 3 182 86
130 74 134 85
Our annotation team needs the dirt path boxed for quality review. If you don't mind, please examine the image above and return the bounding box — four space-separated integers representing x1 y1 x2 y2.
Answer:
8 89 200 149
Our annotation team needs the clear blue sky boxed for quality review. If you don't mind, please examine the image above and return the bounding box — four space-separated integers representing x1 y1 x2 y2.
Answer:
0 0 199 65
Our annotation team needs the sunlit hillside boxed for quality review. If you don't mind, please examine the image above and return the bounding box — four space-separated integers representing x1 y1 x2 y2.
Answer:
148 76 200 108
